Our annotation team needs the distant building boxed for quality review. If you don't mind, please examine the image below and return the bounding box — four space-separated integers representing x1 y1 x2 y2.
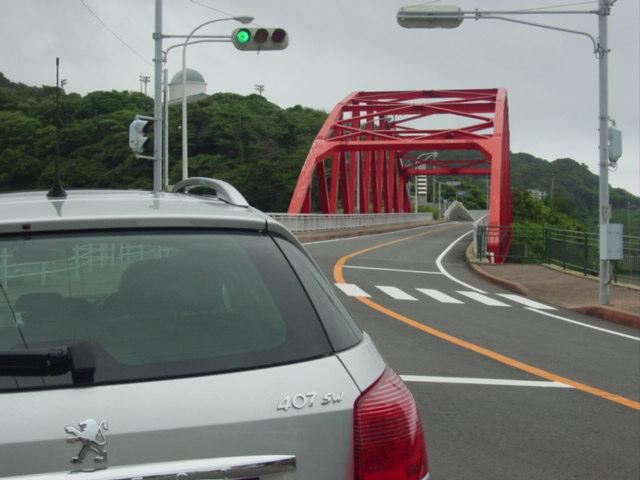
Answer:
528 189 548 201
169 68 207 105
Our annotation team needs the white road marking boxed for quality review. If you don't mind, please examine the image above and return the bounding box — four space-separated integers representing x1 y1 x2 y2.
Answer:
416 288 464 304
400 375 573 388
458 291 511 307
497 293 556 310
344 265 442 275
334 283 370 297
437 229 640 341
435 230 487 293
525 307 640 342
376 286 418 301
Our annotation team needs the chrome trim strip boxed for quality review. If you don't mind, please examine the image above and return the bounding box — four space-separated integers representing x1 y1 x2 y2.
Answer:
2 455 296 480
172 177 250 207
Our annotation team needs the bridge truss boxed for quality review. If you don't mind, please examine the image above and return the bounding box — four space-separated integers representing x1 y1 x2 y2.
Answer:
288 88 512 259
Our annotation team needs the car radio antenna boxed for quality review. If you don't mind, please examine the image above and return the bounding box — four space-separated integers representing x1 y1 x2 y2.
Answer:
47 57 67 199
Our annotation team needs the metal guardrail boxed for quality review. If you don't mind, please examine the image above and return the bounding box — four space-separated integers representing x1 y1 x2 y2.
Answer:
476 225 640 286
266 213 433 233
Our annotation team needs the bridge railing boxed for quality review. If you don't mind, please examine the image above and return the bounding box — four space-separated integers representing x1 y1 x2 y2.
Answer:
475 225 640 286
267 213 433 233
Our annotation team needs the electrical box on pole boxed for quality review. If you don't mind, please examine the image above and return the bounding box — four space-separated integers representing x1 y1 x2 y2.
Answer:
232 28 289 51
608 127 622 163
599 223 623 260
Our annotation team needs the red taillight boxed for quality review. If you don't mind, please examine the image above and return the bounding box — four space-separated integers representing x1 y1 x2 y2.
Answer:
353 367 428 480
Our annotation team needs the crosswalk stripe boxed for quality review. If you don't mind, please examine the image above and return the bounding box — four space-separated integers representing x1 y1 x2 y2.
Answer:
375 286 418 301
416 288 464 304
497 293 556 310
457 291 511 307
334 283 370 297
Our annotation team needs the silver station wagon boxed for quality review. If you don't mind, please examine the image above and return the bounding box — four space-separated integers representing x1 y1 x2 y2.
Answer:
0 178 429 480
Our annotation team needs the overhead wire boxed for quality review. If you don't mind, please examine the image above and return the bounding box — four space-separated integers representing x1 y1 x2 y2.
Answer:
188 0 237 18
78 0 153 67
188 0 261 26
509 1 599 12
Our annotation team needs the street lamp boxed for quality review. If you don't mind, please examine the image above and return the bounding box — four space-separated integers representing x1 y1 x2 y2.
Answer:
180 16 253 181
162 38 235 189
397 1 621 305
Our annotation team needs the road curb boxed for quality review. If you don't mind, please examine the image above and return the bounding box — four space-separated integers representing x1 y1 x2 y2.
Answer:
464 242 531 296
569 305 640 329
464 242 640 330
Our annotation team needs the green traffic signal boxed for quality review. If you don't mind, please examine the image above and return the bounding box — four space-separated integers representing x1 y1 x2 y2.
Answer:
232 27 288 51
235 29 251 44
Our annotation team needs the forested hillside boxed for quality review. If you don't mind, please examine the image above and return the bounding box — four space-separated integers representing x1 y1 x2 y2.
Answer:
0 72 325 211
0 73 638 233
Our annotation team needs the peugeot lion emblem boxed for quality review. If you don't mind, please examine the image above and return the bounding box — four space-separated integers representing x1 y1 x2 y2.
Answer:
64 419 109 465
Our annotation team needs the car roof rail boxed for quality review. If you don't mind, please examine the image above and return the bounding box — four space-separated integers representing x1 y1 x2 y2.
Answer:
171 177 249 207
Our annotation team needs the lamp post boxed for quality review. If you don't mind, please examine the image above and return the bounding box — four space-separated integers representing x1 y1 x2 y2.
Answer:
397 0 619 305
180 16 253 181
162 38 234 189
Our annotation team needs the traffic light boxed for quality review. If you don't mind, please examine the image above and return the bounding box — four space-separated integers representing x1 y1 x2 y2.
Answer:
128 116 154 158
232 28 289 51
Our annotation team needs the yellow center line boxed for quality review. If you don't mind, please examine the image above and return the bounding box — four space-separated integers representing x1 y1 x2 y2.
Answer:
333 226 640 411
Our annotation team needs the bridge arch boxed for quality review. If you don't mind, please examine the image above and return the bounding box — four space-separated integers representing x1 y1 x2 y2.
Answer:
288 89 512 258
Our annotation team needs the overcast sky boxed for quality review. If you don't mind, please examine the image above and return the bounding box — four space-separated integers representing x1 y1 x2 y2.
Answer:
1 0 638 195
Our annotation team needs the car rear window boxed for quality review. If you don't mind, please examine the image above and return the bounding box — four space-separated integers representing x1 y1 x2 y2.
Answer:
0 230 332 392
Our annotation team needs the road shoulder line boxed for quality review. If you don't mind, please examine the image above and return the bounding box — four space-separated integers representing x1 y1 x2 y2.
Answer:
435 230 486 293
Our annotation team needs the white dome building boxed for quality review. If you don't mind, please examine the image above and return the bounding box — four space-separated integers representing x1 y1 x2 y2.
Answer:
169 68 207 105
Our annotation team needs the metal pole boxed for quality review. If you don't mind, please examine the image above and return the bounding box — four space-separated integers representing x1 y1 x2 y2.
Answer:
438 182 442 218
152 0 163 193
163 67 169 189
181 44 189 181
424 176 428 212
598 0 610 305
432 175 436 208
355 154 360 212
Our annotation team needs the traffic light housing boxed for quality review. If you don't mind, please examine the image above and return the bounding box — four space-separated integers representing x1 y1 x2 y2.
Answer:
232 28 289 51
128 117 153 158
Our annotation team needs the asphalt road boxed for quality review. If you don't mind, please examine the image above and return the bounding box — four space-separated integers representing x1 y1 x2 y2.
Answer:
305 222 640 480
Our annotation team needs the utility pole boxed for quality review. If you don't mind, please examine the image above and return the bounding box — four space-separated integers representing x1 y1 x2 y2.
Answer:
596 0 612 305
152 0 163 193
139 74 151 95
255 84 265 95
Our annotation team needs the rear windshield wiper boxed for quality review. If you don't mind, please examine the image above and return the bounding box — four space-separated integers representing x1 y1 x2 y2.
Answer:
0 341 95 384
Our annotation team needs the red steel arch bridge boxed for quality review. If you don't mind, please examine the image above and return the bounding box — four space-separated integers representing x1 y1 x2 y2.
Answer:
288 88 512 259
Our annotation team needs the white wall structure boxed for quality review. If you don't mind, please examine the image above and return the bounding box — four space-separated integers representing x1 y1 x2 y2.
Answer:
169 68 207 105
